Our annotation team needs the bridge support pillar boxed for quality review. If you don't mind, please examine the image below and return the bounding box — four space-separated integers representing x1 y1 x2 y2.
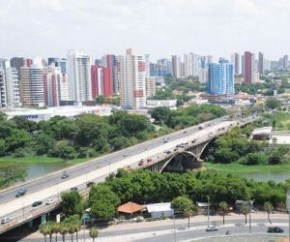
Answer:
41 214 47 224
28 220 33 228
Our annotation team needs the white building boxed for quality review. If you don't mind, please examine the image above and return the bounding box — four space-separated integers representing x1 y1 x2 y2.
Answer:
118 48 147 110
68 50 92 104
0 59 20 108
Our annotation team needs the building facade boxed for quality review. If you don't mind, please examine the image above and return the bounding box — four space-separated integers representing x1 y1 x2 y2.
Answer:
118 49 147 109
67 50 92 104
207 59 235 96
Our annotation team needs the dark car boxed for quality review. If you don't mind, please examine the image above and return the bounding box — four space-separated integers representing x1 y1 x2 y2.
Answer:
61 172 69 179
16 188 27 197
32 201 43 207
267 227 283 233
86 182 95 188
70 187 78 191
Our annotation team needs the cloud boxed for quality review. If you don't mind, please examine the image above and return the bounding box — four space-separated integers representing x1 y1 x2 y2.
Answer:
0 0 289 60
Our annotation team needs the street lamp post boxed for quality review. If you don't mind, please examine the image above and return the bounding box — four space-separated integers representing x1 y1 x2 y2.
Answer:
173 214 177 242
207 195 210 228
249 200 254 233
286 190 290 242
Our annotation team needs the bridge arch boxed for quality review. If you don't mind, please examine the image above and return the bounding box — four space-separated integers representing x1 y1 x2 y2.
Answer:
159 151 203 173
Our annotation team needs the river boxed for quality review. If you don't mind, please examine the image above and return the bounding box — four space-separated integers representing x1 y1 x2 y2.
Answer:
25 163 290 183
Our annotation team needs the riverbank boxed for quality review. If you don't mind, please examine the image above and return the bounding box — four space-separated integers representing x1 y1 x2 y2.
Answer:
205 162 290 175
0 155 90 164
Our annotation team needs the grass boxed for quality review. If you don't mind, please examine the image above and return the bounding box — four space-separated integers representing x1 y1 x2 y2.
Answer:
0 155 91 164
205 162 290 175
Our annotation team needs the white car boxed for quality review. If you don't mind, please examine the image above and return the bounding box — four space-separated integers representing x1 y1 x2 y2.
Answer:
45 198 55 205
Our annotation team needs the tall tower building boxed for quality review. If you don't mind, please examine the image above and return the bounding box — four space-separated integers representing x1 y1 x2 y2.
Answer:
0 59 20 108
20 63 46 107
208 58 235 96
67 50 92 104
171 55 181 78
101 55 118 96
44 66 65 107
243 51 256 84
231 53 240 75
258 52 264 75
118 48 146 110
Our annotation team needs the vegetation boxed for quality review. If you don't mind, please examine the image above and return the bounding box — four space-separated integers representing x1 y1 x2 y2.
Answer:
0 162 26 188
171 196 195 228
61 191 85 216
219 201 228 225
205 126 288 165
84 169 289 221
89 226 99 242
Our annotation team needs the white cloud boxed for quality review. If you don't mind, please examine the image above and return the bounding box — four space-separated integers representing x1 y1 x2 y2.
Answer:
0 0 289 60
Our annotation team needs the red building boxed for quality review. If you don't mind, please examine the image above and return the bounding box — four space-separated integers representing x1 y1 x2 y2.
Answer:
244 51 253 84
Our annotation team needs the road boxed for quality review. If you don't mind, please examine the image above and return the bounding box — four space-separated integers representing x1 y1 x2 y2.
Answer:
16 213 289 242
0 115 256 234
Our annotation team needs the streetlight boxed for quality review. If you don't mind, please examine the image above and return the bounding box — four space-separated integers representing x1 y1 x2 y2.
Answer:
286 190 290 242
207 195 210 228
249 200 254 233
173 214 177 242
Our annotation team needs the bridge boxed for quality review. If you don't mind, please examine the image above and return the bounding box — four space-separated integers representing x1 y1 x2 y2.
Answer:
0 115 257 235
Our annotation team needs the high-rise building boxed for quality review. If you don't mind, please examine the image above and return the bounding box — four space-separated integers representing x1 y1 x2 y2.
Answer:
207 58 235 96
231 53 240 75
43 66 62 107
258 52 264 75
20 63 46 107
118 48 146 110
67 50 92 104
0 59 20 108
243 51 256 84
171 55 181 78
101 55 118 96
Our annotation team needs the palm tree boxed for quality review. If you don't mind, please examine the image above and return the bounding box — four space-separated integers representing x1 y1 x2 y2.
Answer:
240 202 250 224
219 201 228 225
59 223 69 242
51 222 60 242
263 201 273 224
74 220 81 242
68 223 75 242
39 223 50 242
89 227 99 242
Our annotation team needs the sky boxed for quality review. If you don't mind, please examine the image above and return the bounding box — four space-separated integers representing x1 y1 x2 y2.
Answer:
0 0 289 61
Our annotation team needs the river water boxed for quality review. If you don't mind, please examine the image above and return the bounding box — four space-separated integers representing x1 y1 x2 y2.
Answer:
25 163 290 183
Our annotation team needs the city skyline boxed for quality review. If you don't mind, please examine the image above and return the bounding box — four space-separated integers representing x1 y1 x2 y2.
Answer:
0 0 290 61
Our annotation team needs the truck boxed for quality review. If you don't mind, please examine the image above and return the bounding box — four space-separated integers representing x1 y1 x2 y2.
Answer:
199 124 204 130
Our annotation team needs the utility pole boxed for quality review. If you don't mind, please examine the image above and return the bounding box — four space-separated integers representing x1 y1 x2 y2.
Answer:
207 195 210 228
249 200 254 233
286 190 290 242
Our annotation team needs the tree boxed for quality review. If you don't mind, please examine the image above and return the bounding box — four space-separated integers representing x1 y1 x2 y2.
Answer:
96 95 105 105
39 223 50 242
59 223 69 242
61 191 83 216
240 202 250 224
50 222 60 242
219 201 228 225
264 201 273 224
149 107 172 125
40 222 54 242
265 97 281 110
0 162 26 189
171 196 195 228
63 215 81 242
89 226 99 242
